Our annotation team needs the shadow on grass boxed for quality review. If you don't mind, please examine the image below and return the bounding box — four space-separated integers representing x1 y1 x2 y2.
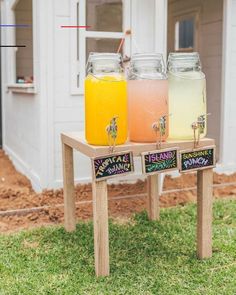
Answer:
31 206 198 277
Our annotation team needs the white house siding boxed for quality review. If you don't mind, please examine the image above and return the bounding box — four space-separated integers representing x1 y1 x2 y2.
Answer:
131 0 156 53
1 0 41 190
168 0 223 155
52 0 158 188
1 0 159 191
6 0 236 190
219 0 236 172
52 0 90 188
200 0 223 154
2 91 41 187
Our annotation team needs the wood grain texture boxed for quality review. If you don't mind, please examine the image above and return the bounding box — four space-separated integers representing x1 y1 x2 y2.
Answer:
62 142 76 232
92 180 110 277
197 168 213 259
147 174 160 220
61 132 215 276
61 132 215 158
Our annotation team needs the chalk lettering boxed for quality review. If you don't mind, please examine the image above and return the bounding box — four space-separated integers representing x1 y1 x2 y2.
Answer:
93 152 134 180
180 147 215 172
143 149 178 174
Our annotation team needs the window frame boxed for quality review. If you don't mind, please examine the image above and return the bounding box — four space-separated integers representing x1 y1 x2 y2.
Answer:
6 0 36 94
70 0 131 95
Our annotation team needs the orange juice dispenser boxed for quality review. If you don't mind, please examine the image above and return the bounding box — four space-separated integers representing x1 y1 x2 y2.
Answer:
85 53 128 146
168 53 207 140
127 53 169 143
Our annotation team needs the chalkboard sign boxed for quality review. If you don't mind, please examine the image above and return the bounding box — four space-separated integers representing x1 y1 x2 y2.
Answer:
92 151 134 181
142 148 179 175
180 146 216 172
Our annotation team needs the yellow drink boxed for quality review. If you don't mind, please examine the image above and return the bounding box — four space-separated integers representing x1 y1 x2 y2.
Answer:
168 71 207 140
85 74 128 145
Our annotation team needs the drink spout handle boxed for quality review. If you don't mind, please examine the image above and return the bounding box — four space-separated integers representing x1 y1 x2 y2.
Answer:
152 115 168 150
106 116 118 153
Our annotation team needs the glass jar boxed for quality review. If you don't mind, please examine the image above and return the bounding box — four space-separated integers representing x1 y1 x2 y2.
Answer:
85 53 128 146
127 53 168 142
168 52 207 140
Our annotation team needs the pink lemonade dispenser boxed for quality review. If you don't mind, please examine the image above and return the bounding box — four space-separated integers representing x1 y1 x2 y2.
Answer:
127 53 169 143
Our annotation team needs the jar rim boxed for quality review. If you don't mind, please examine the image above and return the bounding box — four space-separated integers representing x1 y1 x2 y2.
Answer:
130 53 165 69
128 53 167 79
168 52 200 58
88 52 122 63
168 52 201 63
167 52 202 71
131 53 164 62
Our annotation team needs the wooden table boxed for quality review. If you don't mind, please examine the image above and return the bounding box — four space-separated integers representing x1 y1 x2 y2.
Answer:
61 132 215 277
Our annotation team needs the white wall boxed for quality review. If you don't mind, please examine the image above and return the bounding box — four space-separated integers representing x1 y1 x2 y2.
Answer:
52 0 90 187
218 0 236 172
201 0 223 154
51 0 157 188
1 0 41 190
131 0 156 53
6 0 236 190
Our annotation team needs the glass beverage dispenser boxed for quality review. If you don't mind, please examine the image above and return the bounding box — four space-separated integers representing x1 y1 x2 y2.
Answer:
168 52 207 140
85 53 128 146
127 53 168 142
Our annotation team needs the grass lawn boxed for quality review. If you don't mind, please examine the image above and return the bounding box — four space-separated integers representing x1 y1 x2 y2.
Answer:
0 200 236 295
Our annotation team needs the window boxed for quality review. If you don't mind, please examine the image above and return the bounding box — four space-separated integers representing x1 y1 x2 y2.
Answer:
176 18 194 50
174 12 198 52
7 0 35 93
70 0 131 95
86 1 123 33
15 0 33 84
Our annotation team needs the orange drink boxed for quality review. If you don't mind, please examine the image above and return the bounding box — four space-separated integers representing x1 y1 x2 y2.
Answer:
85 53 128 146
85 74 127 145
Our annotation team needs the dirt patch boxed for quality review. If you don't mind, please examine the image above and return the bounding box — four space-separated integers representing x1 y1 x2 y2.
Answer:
1 150 236 233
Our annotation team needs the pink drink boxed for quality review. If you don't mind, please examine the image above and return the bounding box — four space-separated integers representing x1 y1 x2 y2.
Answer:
128 79 168 142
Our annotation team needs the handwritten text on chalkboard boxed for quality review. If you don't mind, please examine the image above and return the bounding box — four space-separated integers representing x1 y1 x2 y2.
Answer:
142 148 179 175
180 146 215 172
92 151 134 180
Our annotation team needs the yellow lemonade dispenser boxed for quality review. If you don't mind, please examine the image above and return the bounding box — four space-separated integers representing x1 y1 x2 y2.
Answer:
168 52 207 140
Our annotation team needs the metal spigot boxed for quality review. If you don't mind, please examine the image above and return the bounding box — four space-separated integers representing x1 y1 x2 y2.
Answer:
152 115 167 149
106 116 118 153
191 113 210 148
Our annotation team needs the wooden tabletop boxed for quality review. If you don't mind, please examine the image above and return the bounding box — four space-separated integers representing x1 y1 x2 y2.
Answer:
61 131 215 158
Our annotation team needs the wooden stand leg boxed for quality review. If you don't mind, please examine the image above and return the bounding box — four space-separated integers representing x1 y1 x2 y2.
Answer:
62 143 76 232
197 168 213 259
92 180 109 277
147 174 160 221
